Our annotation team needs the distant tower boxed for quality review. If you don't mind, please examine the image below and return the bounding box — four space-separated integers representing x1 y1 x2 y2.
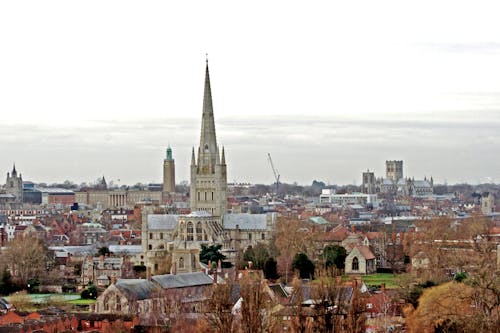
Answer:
6 164 23 204
362 169 375 194
386 160 403 182
189 59 227 216
481 192 495 215
163 146 176 193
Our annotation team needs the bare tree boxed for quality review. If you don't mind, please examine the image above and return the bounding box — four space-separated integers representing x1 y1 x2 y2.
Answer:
238 275 273 333
3 236 51 287
204 279 236 333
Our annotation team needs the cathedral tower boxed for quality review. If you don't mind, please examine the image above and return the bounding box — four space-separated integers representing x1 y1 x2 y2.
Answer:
6 164 23 204
163 146 176 193
189 60 227 216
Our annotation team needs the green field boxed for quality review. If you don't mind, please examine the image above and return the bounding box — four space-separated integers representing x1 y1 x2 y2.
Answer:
67 298 96 305
361 273 397 288
5 293 81 303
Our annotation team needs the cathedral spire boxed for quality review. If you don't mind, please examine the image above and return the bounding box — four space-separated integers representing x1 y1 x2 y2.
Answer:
12 163 17 177
191 147 196 165
199 59 217 159
221 146 226 165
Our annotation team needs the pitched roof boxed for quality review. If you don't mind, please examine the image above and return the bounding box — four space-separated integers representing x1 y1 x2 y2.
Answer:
223 213 267 230
309 216 329 225
356 245 375 260
152 272 213 289
115 279 159 300
147 214 178 230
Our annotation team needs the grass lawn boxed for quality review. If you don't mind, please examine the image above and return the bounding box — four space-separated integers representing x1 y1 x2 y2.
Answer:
361 273 397 288
5 293 81 303
67 298 96 305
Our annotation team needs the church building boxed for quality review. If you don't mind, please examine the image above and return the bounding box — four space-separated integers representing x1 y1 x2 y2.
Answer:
0 164 23 207
142 60 274 275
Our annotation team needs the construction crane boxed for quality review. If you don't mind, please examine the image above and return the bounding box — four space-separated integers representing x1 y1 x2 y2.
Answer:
267 153 280 196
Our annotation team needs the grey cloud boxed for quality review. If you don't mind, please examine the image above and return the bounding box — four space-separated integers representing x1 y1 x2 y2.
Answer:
1 113 500 185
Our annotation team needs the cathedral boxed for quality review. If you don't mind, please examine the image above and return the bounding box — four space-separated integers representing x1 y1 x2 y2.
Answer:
141 61 274 274
0 164 23 207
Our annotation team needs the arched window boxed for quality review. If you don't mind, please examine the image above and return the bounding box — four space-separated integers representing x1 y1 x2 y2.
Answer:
187 222 194 241
116 295 121 311
103 296 109 311
352 257 359 271
196 222 203 241
179 257 185 269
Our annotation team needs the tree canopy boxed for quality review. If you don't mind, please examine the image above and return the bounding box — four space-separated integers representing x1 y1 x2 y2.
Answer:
200 244 226 267
292 252 315 279
243 243 270 270
322 245 346 270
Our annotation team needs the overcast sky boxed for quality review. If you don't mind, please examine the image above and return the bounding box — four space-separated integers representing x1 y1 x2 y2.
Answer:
1 1 500 186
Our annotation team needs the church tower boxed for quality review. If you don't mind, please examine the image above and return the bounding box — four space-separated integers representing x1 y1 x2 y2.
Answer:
190 60 227 217
6 164 23 204
163 146 176 193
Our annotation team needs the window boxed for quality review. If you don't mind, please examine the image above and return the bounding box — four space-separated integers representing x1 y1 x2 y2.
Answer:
148 244 152 250
179 257 185 269
196 222 203 241
212 192 214 200
249 233 252 241
104 296 109 311
116 295 121 311
187 222 193 241
352 257 359 271
160 232 163 240
149 233 153 240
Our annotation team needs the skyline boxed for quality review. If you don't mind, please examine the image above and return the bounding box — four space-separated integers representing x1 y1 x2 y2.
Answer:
1 1 500 185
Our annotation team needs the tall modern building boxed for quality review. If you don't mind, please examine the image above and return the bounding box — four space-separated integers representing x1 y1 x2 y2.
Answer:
162 146 176 193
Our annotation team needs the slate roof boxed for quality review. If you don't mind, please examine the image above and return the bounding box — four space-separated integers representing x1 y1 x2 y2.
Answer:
309 216 329 225
147 214 178 230
115 279 159 300
186 211 212 217
269 283 289 298
48 245 95 256
414 180 431 187
152 272 213 289
108 245 142 255
223 213 267 230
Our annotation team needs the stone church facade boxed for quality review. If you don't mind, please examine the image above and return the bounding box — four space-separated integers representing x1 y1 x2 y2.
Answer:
0 165 23 208
142 61 273 275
